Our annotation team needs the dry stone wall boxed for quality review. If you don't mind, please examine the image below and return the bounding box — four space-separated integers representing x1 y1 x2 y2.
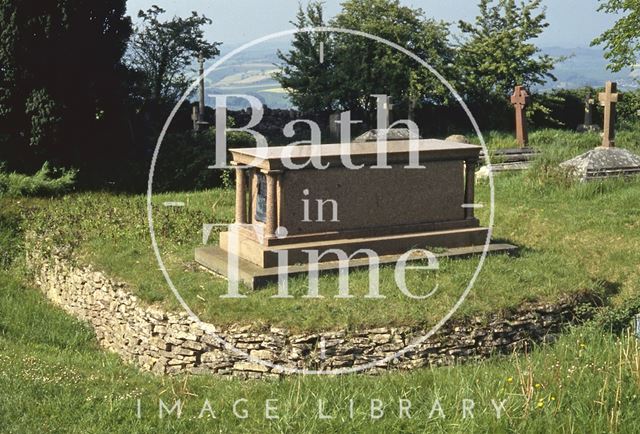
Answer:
27 244 593 378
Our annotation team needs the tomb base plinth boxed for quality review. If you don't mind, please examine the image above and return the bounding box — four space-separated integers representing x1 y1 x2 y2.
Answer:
196 243 518 290
219 224 489 268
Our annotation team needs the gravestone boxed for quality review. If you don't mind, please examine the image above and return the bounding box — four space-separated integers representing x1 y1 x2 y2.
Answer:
192 54 209 132
354 127 418 142
584 96 594 125
510 85 530 147
354 95 419 142
196 139 516 288
191 106 200 132
599 81 619 148
561 81 640 181
478 85 538 174
576 95 601 133
328 112 341 141
445 134 469 144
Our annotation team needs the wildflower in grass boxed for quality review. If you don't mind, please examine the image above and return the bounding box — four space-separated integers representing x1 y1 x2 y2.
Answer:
537 400 545 409
507 377 513 384
535 383 542 389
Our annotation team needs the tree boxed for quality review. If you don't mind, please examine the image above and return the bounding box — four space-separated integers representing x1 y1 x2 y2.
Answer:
0 0 132 173
456 0 557 104
275 0 454 121
274 1 336 114
128 6 221 109
592 0 640 72
332 0 454 116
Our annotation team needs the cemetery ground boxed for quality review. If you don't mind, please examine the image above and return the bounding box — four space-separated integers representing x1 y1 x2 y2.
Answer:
11 128 640 332
1 127 640 432
1 266 640 433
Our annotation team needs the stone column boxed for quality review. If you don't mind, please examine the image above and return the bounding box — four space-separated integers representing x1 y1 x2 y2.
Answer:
233 163 246 224
246 168 254 222
263 170 281 238
464 159 476 220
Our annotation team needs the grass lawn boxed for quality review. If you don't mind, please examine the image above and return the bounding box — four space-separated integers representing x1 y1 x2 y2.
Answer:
9 128 637 332
1 128 640 432
1 268 639 433
9 128 640 332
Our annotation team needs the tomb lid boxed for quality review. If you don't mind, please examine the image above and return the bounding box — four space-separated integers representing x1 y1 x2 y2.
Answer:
230 139 481 171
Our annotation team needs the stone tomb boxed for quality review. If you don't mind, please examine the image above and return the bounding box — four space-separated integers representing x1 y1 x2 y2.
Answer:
196 139 516 288
561 81 640 181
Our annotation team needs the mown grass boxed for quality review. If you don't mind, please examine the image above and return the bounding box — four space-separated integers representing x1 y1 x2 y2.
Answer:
10 128 640 332
1 269 640 433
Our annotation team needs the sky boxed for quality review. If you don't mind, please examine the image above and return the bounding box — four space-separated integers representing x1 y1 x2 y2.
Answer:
125 0 621 48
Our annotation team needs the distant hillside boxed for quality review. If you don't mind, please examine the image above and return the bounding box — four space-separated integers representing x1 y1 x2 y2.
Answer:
193 44 639 111
200 41 293 110
541 46 638 91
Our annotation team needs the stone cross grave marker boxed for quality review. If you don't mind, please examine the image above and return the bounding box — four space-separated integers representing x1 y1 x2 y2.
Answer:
198 54 207 124
191 53 209 132
510 85 530 148
374 94 394 130
599 81 621 148
584 95 595 126
191 106 199 132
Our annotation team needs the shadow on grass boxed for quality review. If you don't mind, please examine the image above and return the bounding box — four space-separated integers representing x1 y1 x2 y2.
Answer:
491 237 522 256
593 279 622 300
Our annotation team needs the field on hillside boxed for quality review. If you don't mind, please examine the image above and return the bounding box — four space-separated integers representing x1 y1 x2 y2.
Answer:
9 129 640 332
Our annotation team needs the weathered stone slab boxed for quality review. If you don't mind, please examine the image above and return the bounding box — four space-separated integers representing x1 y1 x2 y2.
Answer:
354 127 419 143
478 147 539 173
560 147 640 181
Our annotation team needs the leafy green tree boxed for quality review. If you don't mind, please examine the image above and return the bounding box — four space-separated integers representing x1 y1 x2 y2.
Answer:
332 0 454 116
592 0 640 72
274 1 336 114
456 0 557 104
0 0 132 172
128 6 221 108
275 0 454 121
153 129 255 192
123 6 222 190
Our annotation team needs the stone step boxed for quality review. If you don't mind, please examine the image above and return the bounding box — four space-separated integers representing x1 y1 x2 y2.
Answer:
195 242 518 290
